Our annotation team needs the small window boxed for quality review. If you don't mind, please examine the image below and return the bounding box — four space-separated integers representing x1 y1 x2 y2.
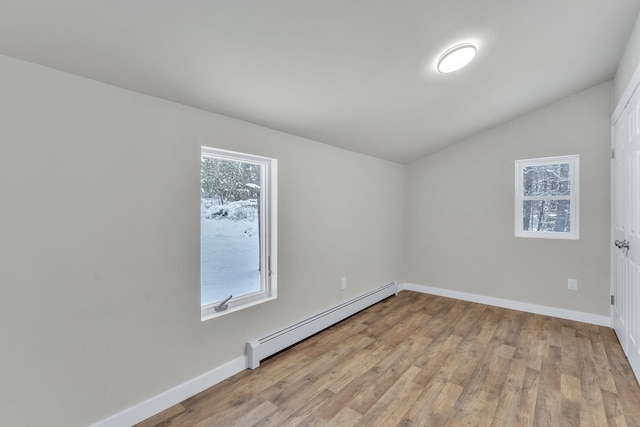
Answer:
201 147 277 320
515 155 579 240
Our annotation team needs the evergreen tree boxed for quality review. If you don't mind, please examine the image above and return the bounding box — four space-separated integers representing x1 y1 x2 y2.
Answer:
201 157 261 205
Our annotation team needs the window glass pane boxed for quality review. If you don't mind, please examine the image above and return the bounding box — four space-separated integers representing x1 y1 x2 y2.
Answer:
523 199 571 232
201 156 262 305
523 163 570 196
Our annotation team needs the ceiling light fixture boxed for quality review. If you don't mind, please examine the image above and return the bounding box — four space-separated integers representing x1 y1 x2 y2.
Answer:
437 43 477 73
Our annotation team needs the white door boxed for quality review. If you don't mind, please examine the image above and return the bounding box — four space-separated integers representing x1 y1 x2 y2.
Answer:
612 86 640 382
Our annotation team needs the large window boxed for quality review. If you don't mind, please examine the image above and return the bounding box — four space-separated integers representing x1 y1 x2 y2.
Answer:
515 155 579 240
201 147 277 320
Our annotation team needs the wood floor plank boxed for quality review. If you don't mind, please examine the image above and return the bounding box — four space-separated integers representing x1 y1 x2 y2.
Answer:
325 340 393 394
490 358 527 427
561 373 582 403
534 388 561 427
592 339 619 394
412 341 459 386
345 337 421 415
431 381 464 417
225 401 279 427
276 389 335 427
561 398 581 427
327 407 362 426
399 378 448 425
136 292 640 427
356 366 422 426
515 367 540 426
601 389 628 427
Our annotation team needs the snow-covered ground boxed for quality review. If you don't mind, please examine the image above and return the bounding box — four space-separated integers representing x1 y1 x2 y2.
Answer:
201 200 260 305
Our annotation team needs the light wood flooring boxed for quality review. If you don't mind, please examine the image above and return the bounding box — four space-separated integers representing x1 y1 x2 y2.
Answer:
138 291 640 426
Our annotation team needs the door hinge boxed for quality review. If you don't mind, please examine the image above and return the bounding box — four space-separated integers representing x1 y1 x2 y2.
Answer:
611 295 615 305
612 148 615 159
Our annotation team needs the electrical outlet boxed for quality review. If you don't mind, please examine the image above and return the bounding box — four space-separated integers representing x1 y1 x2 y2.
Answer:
341 277 347 290
568 278 577 291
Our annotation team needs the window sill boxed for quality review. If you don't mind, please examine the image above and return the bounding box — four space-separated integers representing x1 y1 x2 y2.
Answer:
515 231 579 240
201 294 277 321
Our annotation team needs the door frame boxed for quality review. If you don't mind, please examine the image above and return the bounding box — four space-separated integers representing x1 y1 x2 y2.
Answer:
611 63 640 326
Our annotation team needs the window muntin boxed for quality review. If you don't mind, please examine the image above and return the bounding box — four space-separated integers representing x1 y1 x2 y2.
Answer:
201 147 277 320
515 155 579 240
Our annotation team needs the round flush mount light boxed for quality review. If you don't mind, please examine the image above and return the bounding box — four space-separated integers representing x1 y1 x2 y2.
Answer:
437 43 477 73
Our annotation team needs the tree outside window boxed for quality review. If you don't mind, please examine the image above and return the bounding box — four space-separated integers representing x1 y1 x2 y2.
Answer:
515 155 579 240
200 147 277 320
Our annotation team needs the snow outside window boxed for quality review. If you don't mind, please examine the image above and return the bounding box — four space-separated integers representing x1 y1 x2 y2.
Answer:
515 155 579 240
201 147 277 320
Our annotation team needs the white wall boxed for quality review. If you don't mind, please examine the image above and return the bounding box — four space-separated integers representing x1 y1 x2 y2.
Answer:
404 82 611 316
0 30 622 425
0 54 404 427
614 10 640 107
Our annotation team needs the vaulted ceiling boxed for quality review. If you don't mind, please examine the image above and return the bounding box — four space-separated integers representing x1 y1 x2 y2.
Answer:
1 1 639 163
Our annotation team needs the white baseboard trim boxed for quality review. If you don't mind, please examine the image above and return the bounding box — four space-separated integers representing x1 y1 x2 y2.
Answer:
399 282 612 327
91 283 611 425
91 356 247 427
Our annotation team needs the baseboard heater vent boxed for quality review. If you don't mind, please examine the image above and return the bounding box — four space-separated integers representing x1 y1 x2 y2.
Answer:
246 282 398 369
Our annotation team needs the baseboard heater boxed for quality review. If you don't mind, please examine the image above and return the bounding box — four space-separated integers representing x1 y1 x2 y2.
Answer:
246 282 398 369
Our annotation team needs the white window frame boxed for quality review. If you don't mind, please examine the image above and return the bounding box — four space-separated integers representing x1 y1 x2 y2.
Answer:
515 154 579 240
201 146 277 321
